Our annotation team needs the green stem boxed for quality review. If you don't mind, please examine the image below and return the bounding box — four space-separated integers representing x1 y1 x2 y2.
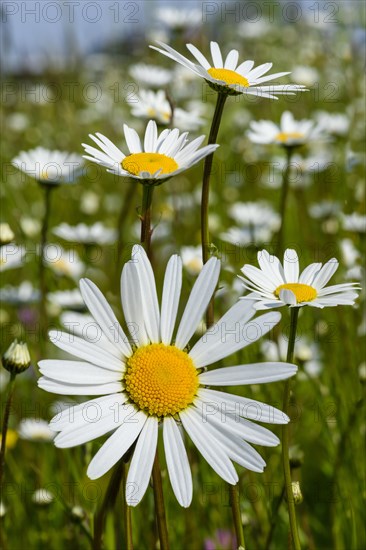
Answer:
39 184 54 351
229 484 246 549
122 461 134 550
93 459 125 550
276 147 295 258
140 185 155 258
282 307 301 550
152 453 170 550
0 373 16 488
201 92 227 327
116 178 137 275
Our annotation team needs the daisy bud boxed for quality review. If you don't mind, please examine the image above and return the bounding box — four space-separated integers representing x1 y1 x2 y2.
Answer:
2 340 31 375
292 482 303 505
0 223 15 246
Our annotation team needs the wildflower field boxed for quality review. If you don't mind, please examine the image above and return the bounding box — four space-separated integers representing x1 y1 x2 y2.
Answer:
1 2 365 549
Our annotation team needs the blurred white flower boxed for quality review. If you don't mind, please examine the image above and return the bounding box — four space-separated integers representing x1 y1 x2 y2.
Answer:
156 7 202 29
18 419 55 442
180 246 203 275
342 213 366 233
309 200 341 219
53 223 117 245
221 202 280 245
248 111 327 147
12 148 83 185
20 217 41 238
0 223 15 245
291 66 319 87
0 244 25 272
315 111 350 137
0 281 40 305
44 244 84 280
340 238 360 268
129 63 173 88
6 113 29 132
261 336 322 378
32 489 54 505
80 191 100 215
47 289 85 310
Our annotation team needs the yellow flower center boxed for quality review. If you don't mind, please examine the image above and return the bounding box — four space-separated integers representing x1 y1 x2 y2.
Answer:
122 153 178 177
274 283 317 303
275 132 304 143
207 67 249 87
124 343 199 417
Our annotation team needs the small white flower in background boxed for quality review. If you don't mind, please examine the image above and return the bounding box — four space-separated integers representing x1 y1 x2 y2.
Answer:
314 111 350 137
0 223 15 245
150 41 307 99
12 148 84 185
53 223 117 245
6 112 29 132
261 336 322 379
341 213 366 233
39 245 297 507
44 244 84 280
32 489 54 506
155 7 202 29
129 63 173 88
47 289 85 311
0 501 6 517
220 202 280 245
0 282 40 305
0 244 25 272
82 120 218 185
340 239 360 268
237 20 270 38
240 248 360 309
265 152 334 189
247 111 327 147
291 66 319 87
18 419 55 442
180 246 203 275
309 201 341 220
19 217 41 238
80 191 100 215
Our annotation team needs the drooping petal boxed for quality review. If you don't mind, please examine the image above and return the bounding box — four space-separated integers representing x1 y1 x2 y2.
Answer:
199 361 297 386
163 417 192 507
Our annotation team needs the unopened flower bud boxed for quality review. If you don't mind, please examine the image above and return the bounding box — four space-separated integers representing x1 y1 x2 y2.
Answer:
292 481 303 505
2 340 31 375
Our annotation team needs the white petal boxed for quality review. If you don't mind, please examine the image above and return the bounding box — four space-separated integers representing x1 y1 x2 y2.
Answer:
38 360 122 384
87 410 147 479
279 289 297 305
38 377 122 395
186 43 210 69
126 416 158 506
123 124 142 154
192 311 281 367
160 255 182 345
224 50 239 70
121 261 149 346
144 120 158 152
312 259 339 289
132 245 160 343
48 331 123 371
283 249 299 282
79 279 131 358
199 361 297 385
298 263 322 285
180 407 238 484
189 300 256 367
175 257 220 349
163 417 192 507
210 42 223 67
197 388 289 424
54 398 132 448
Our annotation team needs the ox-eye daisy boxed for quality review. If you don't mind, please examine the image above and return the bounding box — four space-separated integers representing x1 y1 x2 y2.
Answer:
82 120 218 185
150 41 307 99
247 111 327 147
12 148 83 185
38 245 297 507
240 249 360 310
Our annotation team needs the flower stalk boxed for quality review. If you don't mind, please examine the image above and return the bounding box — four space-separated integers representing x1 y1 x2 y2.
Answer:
39 184 54 349
282 307 301 550
276 146 295 257
0 373 16 489
229 484 246 549
152 453 170 550
140 185 155 258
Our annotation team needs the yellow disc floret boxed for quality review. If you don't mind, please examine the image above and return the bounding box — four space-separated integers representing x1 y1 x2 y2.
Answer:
275 132 304 144
207 67 249 88
122 153 178 177
124 343 199 417
274 283 317 303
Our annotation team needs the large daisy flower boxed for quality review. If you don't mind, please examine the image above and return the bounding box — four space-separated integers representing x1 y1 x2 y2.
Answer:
150 41 307 99
247 111 327 147
38 245 297 507
240 249 360 310
12 147 83 185
82 120 218 185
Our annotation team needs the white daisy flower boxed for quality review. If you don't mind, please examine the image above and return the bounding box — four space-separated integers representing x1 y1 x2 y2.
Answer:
0 281 40 305
220 202 280 245
12 147 83 185
150 41 307 99
39 245 297 507
44 245 84 280
0 244 25 272
47 289 85 311
82 120 218 185
314 111 350 137
53 223 117 245
247 111 327 147
240 249 360 310
129 64 173 88
156 7 202 29
342 213 366 233
18 419 55 442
